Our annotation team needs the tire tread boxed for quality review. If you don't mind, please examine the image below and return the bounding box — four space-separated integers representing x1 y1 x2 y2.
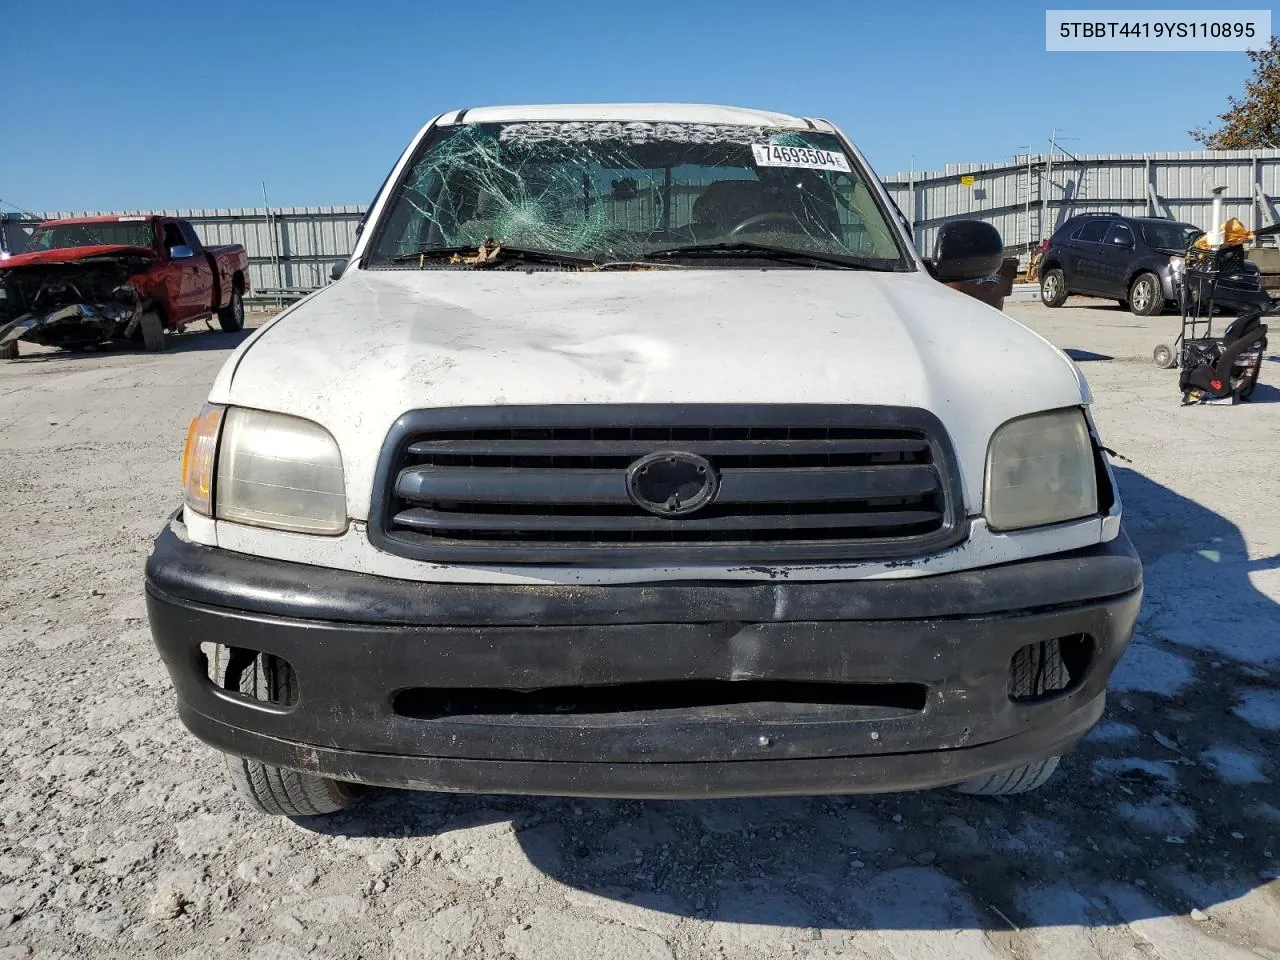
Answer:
217 288 244 332
952 638 1068 796
217 650 360 817
1040 268 1068 307
1129 272 1165 316
140 310 166 351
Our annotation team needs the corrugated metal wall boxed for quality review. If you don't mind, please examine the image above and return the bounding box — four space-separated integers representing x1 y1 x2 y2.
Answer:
881 149 1280 264
6 148 1280 288
1 206 364 297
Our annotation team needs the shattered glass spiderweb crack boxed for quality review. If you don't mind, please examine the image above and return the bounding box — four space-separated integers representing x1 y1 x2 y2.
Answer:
387 122 881 263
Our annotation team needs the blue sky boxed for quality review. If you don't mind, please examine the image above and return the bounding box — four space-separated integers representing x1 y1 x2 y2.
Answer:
0 0 1260 212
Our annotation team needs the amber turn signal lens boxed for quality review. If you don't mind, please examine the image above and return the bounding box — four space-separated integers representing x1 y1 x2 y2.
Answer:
181 403 224 516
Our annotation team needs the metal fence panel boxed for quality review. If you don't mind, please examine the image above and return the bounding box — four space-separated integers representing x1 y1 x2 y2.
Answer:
7 149 1280 286
882 149 1280 266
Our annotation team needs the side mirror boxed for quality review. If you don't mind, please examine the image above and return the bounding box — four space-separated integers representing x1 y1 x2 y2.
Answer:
1112 235 1134 248
930 220 1003 282
168 244 194 260
330 260 347 281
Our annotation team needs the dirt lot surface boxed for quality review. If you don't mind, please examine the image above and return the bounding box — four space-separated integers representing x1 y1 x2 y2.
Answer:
0 298 1277 959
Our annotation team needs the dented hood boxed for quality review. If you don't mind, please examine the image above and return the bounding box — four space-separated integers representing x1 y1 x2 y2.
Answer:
218 268 1087 518
0 244 154 270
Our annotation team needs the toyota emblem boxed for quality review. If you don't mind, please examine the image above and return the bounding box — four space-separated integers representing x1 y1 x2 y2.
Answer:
625 451 719 517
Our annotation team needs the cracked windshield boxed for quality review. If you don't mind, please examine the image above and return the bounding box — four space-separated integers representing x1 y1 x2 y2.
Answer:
29 221 154 250
368 121 907 267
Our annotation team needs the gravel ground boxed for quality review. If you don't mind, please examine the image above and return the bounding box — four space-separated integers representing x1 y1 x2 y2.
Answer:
0 298 1277 959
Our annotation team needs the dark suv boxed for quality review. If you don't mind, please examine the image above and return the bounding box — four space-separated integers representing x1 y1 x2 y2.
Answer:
1038 213 1269 316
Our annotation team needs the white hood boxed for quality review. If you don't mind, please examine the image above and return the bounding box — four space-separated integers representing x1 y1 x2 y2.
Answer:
214 267 1087 519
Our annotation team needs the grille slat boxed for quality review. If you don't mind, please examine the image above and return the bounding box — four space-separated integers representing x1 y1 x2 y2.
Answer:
406 437 930 458
396 464 937 506
397 467 627 504
393 507 943 534
371 405 964 565
718 466 937 503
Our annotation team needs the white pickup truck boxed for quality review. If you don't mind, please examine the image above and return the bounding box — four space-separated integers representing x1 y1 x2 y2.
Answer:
145 104 1141 817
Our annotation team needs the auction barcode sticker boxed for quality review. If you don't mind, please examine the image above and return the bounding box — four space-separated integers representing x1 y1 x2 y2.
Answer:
752 143 851 172
1046 10 1270 50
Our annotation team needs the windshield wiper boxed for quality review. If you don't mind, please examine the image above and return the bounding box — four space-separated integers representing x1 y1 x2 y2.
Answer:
642 242 900 270
639 242 901 271
386 240 601 269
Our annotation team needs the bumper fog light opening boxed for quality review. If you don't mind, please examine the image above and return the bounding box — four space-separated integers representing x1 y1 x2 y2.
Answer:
1008 634 1093 703
201 642 300 708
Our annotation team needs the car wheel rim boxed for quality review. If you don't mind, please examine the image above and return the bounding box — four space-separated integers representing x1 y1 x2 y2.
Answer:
1134 281 1151 310
234 295 244 323
1044 276 1058 300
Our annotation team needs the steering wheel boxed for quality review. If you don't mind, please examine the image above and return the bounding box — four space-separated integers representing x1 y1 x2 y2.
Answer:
725 212 803 239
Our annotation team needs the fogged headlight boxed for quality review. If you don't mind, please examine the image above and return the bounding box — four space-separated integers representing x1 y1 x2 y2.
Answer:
984 409 1097 531
214 408 347 534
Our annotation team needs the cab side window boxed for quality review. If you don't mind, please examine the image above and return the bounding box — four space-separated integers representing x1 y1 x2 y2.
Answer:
1104 223 1135 247
161 223 185 252
178 220 202 249
1074 220 1109 243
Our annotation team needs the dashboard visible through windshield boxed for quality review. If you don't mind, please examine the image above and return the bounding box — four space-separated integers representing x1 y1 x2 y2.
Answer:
367 121 910 268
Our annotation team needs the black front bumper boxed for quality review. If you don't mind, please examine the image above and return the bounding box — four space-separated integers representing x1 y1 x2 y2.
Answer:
145 517 1142 798
1184 276 1273 313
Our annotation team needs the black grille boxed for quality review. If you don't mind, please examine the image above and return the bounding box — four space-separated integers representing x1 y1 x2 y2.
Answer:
369 405 964 565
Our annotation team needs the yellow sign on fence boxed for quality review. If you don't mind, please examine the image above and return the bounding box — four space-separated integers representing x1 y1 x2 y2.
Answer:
959 174 975 188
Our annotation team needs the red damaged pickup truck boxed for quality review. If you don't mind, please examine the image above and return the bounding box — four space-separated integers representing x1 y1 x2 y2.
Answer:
0 215 249 359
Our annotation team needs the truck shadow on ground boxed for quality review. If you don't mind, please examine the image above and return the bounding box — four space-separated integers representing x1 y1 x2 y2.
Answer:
306 467 1279 938
6 326 254 363
160 327 256 354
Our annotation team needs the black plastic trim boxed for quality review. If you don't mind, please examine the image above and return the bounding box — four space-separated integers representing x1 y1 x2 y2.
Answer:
145 516 1141 796
367 404 968 566
146 517 1141 628
392 506 941 534
394 463 938 506
174 696 1107 798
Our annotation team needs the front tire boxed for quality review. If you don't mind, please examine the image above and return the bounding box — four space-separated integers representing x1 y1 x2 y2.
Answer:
140 310 166 352
953 757 1062 796
1153 343 1176 369
1128 272 1164 316
218 650 362 817
217 287 245 332
1040 268 1068 307
225 751 362 818
953 638 1068 796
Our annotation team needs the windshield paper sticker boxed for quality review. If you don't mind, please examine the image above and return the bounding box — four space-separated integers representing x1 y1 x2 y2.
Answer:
751 143 850 172
501 122 779 145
